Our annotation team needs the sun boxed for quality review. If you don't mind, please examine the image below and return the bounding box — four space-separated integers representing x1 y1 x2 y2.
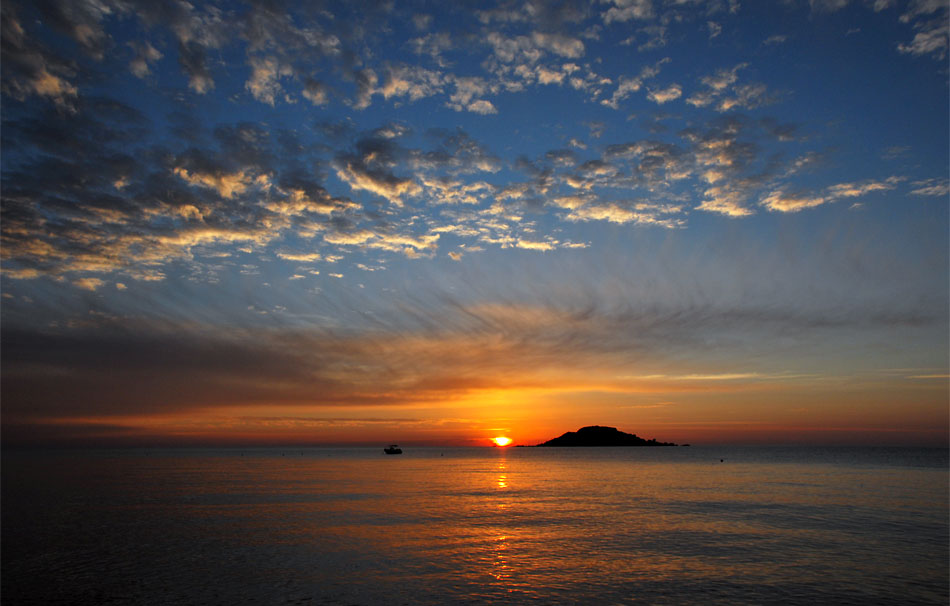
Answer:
492 436 512 447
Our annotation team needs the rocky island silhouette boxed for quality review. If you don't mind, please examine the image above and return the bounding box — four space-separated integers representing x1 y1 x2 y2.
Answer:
535 425 676 447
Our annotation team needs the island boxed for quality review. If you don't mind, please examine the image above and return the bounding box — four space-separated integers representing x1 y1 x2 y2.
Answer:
536 425 676 447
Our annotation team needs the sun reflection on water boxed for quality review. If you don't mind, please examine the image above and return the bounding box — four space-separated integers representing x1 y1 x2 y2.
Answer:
489 535 512 583
495 457 509 489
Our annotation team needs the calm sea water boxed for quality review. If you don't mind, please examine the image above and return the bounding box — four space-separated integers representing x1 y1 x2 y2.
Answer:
3 446 947 605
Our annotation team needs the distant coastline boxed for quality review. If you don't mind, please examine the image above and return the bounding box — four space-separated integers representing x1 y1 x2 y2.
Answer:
534 425 677 447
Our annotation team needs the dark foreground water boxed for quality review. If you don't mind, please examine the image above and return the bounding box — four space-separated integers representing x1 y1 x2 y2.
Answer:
3 446 947 605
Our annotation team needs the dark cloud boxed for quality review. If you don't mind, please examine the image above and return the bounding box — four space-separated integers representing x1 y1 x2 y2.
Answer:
30 0 111 60
416 128 501 173
177 40 215 93
0 323 317 418
0 2 79 111
212 122 279 171
314 118 355 141
544 148 578 166
3 98 148 163
351 67 378 109
241 0 335 56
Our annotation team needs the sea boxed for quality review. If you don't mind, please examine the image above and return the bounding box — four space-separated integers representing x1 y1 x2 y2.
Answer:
2 446 947 605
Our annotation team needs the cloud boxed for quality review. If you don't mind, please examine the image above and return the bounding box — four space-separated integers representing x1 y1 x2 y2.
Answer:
896 0 949 59
909 178 949 196
444 75 499 114
696 186 756 217
825 177 900 198
897 25 949 58
900 0 946 22
74 277 105 291
421 177 492 205
276 252 322 263
413 13 433 30
410 31 453 66
646 83 682 104
760 190 828 213
323 230 375 246
302 79 329 105
20 0 114 60
516 238 556 251
632 372 765 381
178 40 216 94
352 68 378 110
335 160 421 205
323 229 439 257
763 178 901 212
687 64 774 112
241 1 339 57
414 129 502 174
467 99 498 114
0 6 79 110
603 0 654 24
809 0 851 13
267 181 359 219
245 55 293 105
2 267 43 280
555 196 685 227
606 138 686 177
3 114 512 289
701 63 745 92
717 83 773 111
379 64 445 102
1 100 372 283
26 67 78 104
486 32 543 64
601 75 642 109
1 323 326 419
763 34 789 45
531 32 585 58
601 59 667 109
129 41 163 78
5 280 939 437
173 167 259 199
536 65 567 85
332 136 425 205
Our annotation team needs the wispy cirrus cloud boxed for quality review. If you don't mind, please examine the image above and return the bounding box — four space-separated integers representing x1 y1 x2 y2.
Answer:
761 177 902 213
908 178 949 197
897 0 949 59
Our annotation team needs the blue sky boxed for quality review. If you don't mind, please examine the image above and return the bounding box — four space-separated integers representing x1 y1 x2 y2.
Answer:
1 0 947 446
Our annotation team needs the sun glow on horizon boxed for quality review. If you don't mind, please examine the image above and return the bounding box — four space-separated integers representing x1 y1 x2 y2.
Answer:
492 436 513 447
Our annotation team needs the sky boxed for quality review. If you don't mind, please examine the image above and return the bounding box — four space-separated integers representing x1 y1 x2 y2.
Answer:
1 0 947 448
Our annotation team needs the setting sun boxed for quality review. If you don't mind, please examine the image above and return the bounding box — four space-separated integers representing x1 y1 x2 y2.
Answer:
492 437 512 447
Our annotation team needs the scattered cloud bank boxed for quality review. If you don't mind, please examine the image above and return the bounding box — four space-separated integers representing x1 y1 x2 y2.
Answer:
0 83 933 286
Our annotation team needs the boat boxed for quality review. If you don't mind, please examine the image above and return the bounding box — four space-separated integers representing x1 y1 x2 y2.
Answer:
383 444 402 454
